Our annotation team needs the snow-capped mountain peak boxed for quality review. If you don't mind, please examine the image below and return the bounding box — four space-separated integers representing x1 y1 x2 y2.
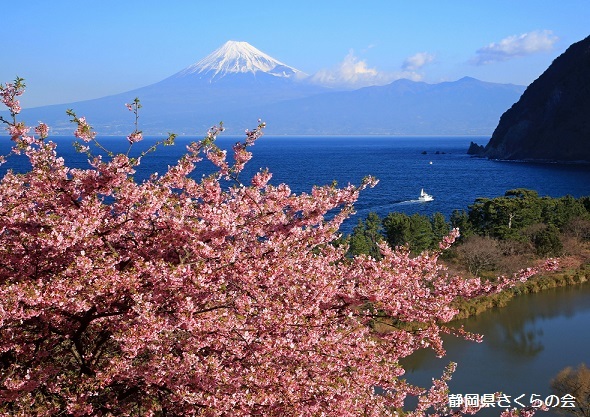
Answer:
176 40 304 81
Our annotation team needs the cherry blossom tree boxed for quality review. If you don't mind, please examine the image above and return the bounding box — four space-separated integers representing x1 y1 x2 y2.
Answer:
0 78 555 416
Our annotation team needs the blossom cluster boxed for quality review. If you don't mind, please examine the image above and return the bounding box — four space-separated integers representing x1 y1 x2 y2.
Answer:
71 114 97 142
0 77 24 117
126 131 143 144
125 98 143 144
0 79 555 417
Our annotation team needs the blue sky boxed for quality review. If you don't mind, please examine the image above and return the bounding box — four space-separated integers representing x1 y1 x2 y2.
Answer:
3 1 590 108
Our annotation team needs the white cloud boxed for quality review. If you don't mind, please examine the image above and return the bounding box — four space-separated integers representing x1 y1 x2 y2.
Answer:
402 52 435 71
472 30 558 65
310 50 426 89
311 51 382 88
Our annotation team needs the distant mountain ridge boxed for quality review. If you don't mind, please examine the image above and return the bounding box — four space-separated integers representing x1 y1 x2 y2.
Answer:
3 41 525 136
475 35 590 162
249 76 525 135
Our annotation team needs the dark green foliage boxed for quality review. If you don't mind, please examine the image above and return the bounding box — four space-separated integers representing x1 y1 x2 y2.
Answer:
431 212 450 243
382 212 412 249
349 211 451 257
466 189 590 241
467 189 543 239
348 212 384 259
451 189 590 258
532 224 563 257
504 188 539 199
450 209 474 240
408 213 434 253
382 212 447 253
345 189 588 261
542 194 589 229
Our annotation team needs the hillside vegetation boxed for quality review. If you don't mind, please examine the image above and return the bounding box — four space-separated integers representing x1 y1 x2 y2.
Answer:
347 189 590 317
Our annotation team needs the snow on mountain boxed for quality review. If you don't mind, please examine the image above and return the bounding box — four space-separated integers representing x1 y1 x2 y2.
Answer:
174 40 305 82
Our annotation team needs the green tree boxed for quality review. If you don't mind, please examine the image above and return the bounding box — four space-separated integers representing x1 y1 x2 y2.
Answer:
383 212 412 249
431 212 450 246
348 212 384 259
450 209 474 240
504 188 540 199
532 224 563 257
409 213 434 253
468 189 543 239
504 189 543 232
542 195 589 229
382 213 438 253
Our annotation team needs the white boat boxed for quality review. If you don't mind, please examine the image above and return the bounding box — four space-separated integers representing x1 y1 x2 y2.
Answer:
418 189 434 202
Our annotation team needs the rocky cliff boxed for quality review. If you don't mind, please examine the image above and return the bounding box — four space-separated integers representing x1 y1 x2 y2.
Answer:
480 35 590 162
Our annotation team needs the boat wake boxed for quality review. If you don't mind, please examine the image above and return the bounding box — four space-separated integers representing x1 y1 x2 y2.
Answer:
392 199 429 205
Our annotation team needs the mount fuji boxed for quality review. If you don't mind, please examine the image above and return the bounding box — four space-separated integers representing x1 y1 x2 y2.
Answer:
173 40 304 82
6 41 526 135
9 41 326 135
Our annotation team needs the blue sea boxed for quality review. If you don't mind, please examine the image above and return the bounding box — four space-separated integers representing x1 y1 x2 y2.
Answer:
2 135 590 234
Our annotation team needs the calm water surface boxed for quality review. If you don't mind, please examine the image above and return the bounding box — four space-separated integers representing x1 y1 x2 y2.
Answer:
402 283 590 416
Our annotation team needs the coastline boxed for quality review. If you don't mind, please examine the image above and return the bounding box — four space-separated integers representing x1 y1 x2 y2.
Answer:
451 264 590 321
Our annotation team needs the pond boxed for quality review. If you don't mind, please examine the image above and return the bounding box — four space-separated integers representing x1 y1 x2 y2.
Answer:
401 283 590 415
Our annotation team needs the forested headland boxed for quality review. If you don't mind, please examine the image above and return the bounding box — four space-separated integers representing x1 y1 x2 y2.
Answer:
346 189 590 318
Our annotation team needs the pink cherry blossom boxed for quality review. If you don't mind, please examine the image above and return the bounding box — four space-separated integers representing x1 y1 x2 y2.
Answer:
127 131 143 144
0 80 554 417
0 77 25 117
72 116 97 142
7 122 29 141
35 122 49 139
